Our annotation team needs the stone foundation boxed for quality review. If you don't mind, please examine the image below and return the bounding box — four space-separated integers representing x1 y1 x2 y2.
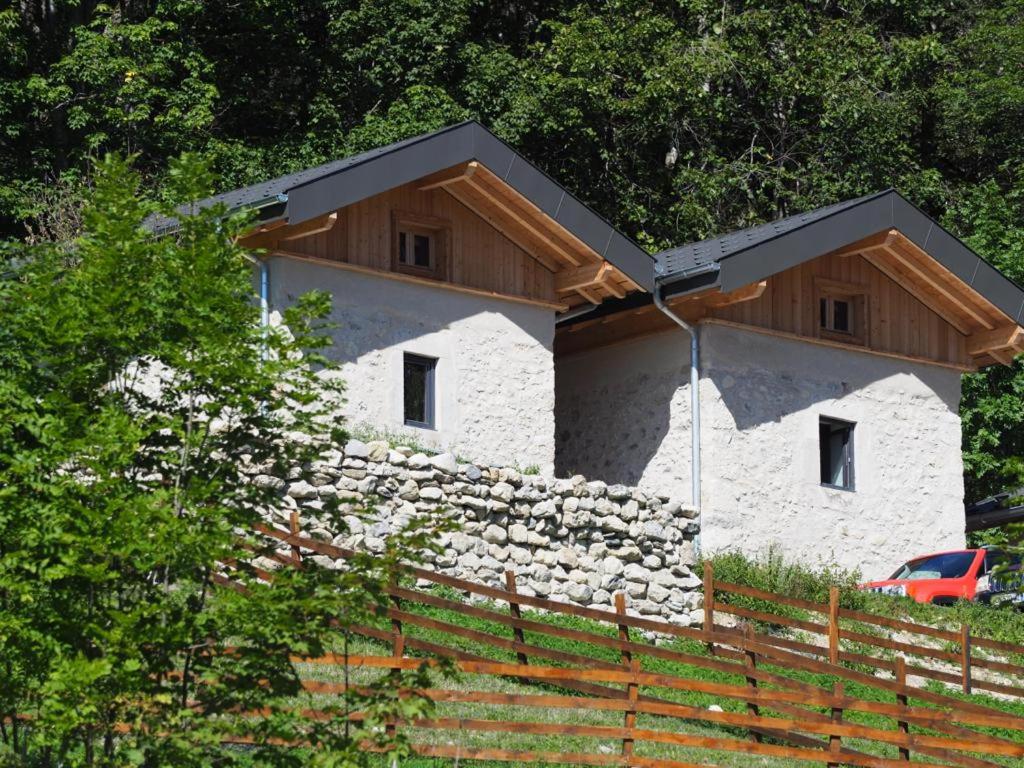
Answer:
258 439 703 625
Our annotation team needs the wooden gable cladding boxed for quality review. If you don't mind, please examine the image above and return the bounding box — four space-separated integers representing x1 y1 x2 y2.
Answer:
418 161 640 308
557 249 982 370
255 180 562 309
238 164 643 313
707 249 972 367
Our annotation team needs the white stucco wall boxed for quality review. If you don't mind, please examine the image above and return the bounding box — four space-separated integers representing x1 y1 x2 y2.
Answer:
699 322 965 578
555 330 694 498
555 322 967 578
268 256 556 473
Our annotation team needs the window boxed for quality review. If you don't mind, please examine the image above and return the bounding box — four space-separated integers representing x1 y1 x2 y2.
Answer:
820 296 852 334
393 212 449 280
888 552 976 581
403 353 436 429
819 416 854 490
815 278 867 345
398 229 434 269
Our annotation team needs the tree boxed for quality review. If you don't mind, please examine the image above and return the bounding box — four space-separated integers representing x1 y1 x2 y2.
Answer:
0 154 441 767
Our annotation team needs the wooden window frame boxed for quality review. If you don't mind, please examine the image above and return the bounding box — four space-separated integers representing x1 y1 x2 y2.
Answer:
392 211 450 281
815 277 868 347
403 353 437 429
819 416 855 491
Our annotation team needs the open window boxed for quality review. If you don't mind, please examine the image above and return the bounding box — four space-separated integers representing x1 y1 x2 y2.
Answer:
815 278 867 346
403 353 437 429
393 212 449 280
819 416 855 490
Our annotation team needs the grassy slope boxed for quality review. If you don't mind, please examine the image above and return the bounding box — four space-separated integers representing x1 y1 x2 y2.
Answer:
298 585 1024 768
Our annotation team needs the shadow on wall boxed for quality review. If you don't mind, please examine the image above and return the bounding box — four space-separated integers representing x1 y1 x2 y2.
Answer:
553 330 688 487
268 256 554 367
703 324 962 433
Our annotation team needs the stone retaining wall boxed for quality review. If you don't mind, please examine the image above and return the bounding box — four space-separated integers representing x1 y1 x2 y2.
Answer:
259 440 703 625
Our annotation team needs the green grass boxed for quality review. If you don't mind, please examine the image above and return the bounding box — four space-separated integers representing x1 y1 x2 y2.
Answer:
295 583 1024 767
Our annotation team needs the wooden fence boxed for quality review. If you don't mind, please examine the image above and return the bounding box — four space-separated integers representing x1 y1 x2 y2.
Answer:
703 563 1024 700
245 523 1024 768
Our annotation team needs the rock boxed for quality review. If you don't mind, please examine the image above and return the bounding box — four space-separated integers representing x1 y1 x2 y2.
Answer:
557 547 579 568
253 474 285 491
566 583 593 603
648 583 670 603
419 486 444 502
450 532 476 554
602 556 624 576
430 452 458 474
387 449 408 465
624 581 647 598
345 439 369 459
407 453 431 469
607 484 631 500
366 440 389 461
286 480 318 499
463 464 482 481
482 524 508 545
490 482 514 503
600 516 628 534
708 704 724 713
509 523 529 544
623 564 650 582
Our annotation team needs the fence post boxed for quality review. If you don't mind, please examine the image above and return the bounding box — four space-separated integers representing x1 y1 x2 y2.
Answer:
895 656 910 762
703 562 715 655
743 624 763 743
623 657 639 761
615 593 637 760
615 592 632 665
961 624 972 695
827 682 844 768
504 570 528 665
386 583 404 743
828 586 840 666
289 510 302 566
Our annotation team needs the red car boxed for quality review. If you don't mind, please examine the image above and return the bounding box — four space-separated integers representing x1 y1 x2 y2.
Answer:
859 548 1022 605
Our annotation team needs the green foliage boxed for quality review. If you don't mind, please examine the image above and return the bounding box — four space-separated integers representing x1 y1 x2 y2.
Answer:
5 1 1024 499
0 155 444 766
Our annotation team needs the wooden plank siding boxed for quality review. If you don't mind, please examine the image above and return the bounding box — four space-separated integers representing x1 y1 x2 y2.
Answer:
282 181 558 305
708 251 970 367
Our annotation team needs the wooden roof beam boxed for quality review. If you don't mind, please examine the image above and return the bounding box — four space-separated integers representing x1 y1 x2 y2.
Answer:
239 212 337 250
702 280 768 308
463 164 583 267
827 230 897 258
418 162 478 191
555 263 610 293
967 325 1024 357
885 233 997 330
860 250 974 335
442 184 562 273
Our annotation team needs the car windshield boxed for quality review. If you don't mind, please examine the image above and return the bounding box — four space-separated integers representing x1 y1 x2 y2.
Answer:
888 552 976 581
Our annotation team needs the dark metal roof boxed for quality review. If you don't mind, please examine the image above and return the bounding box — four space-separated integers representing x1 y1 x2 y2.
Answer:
655 189 1024 323
150 121 655 291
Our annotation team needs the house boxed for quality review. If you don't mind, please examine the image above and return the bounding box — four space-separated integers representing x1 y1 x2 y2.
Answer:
172 121 1024 577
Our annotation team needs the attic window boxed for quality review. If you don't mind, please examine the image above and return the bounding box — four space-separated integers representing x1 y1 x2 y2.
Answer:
393 212 449 280
815 278 867 346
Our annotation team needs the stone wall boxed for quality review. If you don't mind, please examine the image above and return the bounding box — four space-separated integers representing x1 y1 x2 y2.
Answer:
265 439 703 625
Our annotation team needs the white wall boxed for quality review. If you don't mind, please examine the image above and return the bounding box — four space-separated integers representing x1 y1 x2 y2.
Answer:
555 322 967 578
699 322 965 578
555 330 694 497
268 257 556 473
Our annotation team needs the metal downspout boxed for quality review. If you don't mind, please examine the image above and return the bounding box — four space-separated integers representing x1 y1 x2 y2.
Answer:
653 288 701 556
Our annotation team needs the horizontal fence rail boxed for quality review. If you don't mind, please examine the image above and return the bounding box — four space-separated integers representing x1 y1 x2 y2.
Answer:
702 563 1024 700
238 523 1024 768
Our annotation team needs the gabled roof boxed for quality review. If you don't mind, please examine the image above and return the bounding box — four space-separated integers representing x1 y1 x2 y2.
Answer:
655 189 1024 324
151 121 655 292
